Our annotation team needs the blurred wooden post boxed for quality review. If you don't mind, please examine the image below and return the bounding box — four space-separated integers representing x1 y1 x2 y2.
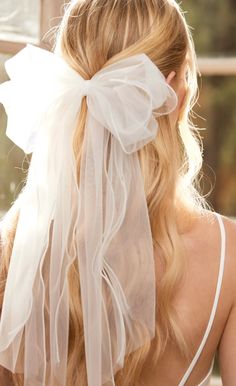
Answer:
40 0 64 50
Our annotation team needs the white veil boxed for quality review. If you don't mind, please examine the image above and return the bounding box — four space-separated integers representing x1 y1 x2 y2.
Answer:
0 44 178 386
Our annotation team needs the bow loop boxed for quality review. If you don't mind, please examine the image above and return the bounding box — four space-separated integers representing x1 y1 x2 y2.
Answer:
0 45 177 155
0 44 86 154
86 54 178 153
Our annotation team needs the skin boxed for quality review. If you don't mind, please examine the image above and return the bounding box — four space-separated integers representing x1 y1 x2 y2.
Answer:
141 62 236 385
141 213 236 385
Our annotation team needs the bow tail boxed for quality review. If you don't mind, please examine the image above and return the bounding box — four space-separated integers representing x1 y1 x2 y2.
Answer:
101 138 156 383
23 253 47 386
77 113 156 386
0 135 57 383
47 106 81 385
49 161 78 386
76 113 107 386
0 99 81 385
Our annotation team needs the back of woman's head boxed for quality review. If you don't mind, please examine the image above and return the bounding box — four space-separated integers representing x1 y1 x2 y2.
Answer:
1 1 206 385
56 0 201 207
58 0 190 77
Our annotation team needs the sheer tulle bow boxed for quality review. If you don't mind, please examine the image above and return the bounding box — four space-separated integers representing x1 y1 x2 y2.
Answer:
0 44 178 386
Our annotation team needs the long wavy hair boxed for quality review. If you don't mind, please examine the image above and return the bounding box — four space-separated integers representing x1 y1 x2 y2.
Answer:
0 1 208 385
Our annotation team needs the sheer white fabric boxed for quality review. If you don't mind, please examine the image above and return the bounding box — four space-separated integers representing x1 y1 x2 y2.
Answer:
0 44 178 386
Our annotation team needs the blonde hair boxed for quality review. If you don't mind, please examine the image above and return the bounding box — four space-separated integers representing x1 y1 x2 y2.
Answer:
0 1 207 385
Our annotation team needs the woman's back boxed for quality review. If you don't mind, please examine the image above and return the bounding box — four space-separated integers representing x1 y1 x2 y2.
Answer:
140 211 236 385
1 210 235 385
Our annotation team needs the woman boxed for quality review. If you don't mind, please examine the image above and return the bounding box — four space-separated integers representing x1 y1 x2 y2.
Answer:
0 0 236 385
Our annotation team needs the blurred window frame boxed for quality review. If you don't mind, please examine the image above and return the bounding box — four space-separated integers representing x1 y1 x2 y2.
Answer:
0 1 235 74
0 0 64 54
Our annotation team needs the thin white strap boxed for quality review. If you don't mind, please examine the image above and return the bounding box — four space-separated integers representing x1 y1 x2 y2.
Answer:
179 212 226 385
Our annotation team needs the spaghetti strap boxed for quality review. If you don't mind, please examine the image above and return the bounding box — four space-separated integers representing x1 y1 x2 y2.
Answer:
178 212 226 385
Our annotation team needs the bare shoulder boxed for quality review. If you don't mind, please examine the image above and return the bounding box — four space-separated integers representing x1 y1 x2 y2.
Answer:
182 209 235 255
195 209 236 253
221 216 236 276
182 209 236 302
220 213 236 252
220 213 236 298
204 210 236 274
213 213 236 383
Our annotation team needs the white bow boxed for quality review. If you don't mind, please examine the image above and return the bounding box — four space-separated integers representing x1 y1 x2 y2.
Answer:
0 44 177 386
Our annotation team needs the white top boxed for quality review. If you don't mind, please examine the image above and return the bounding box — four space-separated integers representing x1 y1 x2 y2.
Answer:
178 212 226 385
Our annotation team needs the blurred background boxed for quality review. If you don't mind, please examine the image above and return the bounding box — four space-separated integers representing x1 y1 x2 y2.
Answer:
0 0 235 384
183 0 236 217
0 0 236 218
